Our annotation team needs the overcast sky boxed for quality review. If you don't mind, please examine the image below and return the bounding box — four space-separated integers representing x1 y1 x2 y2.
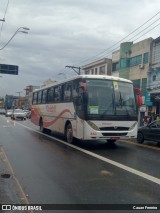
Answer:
0 0 160 97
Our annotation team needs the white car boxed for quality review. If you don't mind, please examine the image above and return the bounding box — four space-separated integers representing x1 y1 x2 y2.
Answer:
0 108 6 115
11 109 27 120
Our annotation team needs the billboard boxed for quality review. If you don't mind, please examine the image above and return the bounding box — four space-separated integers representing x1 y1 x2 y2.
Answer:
0 64 18 75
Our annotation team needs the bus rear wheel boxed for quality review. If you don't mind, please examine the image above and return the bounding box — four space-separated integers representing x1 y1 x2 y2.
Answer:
65 123 74 144
40 119 51 134
40 119 45 132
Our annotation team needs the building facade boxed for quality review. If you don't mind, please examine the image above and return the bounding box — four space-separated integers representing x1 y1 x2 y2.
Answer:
82 58 112 75
112 38 153 121
112 38 152 98
0 97 4 108
147 36 160 114
81 36 160 121
4 95 25 109
24 85 40 109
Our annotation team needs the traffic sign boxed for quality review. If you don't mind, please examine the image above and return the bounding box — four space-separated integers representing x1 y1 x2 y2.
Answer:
0 64 18 75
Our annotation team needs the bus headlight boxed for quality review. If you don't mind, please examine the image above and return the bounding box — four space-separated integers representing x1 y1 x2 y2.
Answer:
86 121 100 131
129 122 137 130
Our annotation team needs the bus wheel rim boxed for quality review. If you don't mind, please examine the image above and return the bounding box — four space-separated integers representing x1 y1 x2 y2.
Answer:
67 125 73 143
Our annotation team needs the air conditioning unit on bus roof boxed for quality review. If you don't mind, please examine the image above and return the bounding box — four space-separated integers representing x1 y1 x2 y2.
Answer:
139 64 144 69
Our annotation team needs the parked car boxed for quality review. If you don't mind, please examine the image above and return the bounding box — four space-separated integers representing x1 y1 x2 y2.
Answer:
137 120 160 144
0 108 5 115
11 109 27 120
5 109 13 117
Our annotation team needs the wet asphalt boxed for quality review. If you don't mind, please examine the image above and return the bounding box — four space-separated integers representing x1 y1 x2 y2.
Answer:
0 157 18 204
0 115 160 213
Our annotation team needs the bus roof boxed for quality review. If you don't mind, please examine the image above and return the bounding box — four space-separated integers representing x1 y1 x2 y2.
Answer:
77 75 132 83
33 75 132 92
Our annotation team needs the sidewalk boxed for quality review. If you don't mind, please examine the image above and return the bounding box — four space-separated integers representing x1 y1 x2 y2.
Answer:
0 152 33 212
0 147 21 206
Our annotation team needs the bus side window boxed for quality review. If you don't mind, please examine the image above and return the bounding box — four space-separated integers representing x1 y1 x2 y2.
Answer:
32 92 38 105
48 87 54 103
72 80 79 99
64 83 72 102
37 91 42 104
42 89 47 104
54 85 61 102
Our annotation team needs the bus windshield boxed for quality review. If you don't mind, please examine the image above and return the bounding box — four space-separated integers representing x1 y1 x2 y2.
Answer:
86 79 137 117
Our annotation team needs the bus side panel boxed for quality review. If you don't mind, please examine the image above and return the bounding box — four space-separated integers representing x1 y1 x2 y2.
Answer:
74 116 84 140
31 105 40 126
40 103 75 135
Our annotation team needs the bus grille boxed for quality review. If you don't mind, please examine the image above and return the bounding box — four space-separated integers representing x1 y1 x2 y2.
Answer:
99 127 129 131
102 133 127 136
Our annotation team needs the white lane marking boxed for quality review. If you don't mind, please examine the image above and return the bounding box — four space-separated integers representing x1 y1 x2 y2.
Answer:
11 122 160 186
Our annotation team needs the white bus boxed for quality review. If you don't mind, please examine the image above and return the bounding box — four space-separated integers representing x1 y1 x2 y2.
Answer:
31 75 138 143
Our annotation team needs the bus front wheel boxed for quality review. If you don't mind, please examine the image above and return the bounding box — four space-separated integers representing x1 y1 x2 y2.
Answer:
107 139 116 144
65 123 74 144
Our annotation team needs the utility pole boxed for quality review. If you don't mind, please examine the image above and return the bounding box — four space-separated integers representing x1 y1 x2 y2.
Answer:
65 65 81 75
16 92 23 109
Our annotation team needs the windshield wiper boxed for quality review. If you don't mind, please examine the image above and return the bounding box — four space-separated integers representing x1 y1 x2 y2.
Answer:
119 91 123 107
116 92 131 116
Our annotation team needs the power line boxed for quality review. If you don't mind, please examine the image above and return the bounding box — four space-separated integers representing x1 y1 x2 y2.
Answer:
101 21 160 60
88 17 160 60
133 22 160 43
127 17 160 42
102 21 160 59
76 10 160 66
78 11 160 65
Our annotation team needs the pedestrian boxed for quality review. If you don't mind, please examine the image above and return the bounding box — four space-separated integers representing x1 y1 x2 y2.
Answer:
143 116 148 126
147 113 152 124
156 114 160 119
156 114 160 127
151 112 156 122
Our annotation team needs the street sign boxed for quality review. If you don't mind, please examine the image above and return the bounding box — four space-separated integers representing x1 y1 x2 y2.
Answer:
0 64 18 75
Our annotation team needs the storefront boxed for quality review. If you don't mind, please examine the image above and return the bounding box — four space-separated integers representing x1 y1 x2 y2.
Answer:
150 93 160 114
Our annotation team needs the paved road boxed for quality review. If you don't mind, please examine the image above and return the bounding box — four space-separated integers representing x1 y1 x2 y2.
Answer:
0 115 160 212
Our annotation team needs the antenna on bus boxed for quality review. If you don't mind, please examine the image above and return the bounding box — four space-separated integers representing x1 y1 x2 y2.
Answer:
65 65 81 75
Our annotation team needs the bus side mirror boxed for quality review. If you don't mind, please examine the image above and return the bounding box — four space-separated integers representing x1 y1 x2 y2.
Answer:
134 88 142 107
79 82 87 93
